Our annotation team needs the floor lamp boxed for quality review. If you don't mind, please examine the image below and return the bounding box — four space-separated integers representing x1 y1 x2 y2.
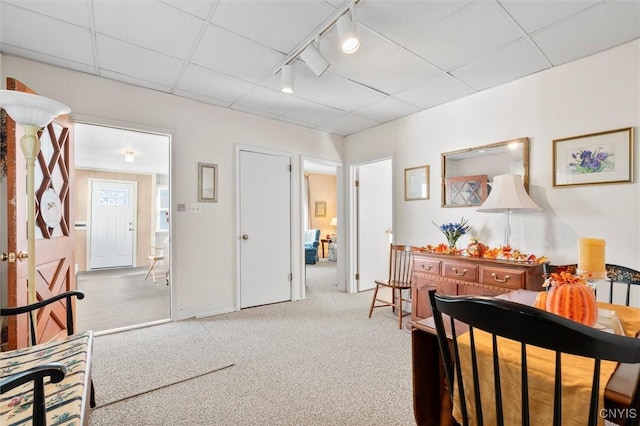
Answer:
477 174 542 247
0 90 70 306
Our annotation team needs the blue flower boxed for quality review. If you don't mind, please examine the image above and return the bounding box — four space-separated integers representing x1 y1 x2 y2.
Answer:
433 217 471 247
569 147 612 173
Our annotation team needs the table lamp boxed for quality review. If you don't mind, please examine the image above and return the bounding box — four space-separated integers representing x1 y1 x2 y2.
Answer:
578 237 606 280
0 90 70 306
477 174 542 247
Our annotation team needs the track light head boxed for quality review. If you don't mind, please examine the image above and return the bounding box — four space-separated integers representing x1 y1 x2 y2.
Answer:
299 44 330 77
337 13 360 54
280 64 294 94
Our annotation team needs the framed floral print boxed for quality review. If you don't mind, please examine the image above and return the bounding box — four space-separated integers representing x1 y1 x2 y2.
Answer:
553 127 633 187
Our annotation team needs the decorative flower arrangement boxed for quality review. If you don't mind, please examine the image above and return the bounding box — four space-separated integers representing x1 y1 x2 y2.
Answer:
422 241 548 264
569 147 612 174
433 217 470 249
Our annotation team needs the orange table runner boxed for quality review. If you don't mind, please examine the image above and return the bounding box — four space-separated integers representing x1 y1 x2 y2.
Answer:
452 302 640 426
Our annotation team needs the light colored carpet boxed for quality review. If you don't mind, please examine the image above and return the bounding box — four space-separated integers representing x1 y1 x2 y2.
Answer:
89 260 416 425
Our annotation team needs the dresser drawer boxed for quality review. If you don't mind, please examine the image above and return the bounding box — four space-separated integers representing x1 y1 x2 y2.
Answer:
443 261 478 282
479 266 524 289
413 257 441 276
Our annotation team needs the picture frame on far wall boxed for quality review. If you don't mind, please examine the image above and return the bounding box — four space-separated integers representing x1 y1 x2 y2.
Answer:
315 201 326 217
553 127 634 187
198 162 218 202
404 165 429 201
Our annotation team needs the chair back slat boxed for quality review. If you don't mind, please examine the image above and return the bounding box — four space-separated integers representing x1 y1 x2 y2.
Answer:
428 289 640 426
388 244 414 285
605 264 640 306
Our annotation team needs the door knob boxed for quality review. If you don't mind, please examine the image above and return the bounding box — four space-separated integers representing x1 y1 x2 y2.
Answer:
0 251 28 262
16 251 28 261
242 234 249 240
1 253 8 262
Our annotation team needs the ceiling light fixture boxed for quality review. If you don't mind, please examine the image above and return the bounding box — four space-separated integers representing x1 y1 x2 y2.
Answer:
299 43 330 77
337 12 360 54
280 64 295 94
124 150 135 162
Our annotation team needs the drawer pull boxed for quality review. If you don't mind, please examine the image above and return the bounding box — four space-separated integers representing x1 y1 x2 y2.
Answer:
421 264 433 271
491 272 511 283
452 268 467 276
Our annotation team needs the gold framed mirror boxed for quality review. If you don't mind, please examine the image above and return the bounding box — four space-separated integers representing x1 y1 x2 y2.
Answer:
441 137 529 208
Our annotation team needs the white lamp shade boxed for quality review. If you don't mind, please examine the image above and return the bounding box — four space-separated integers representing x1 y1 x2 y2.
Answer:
337 14 360 54
477 174 541 213
0 90 70 127
300 44 330 76
280 64 295 94
329 217 337 227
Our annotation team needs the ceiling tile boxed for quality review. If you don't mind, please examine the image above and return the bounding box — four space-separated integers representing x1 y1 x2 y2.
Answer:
318 23 399 78
351 49 440 95
99 69 173 93
498 0 601 33
0 45 97 75
191 25 284 83
230 103 279 119
451 39 551 91
316 113 379 136
354 96 422 123
393 73 476 109
407 0 523 70
278 99 344 126
211 0 336 53
313 79 387 112
1 4 95 66
233 86 308 116
173 89 232 108
2 0 91 27
177 63 255 104
93 0 204 59
532 0 640 66
356 0 472 45
96 35 184 88
161 0 219 19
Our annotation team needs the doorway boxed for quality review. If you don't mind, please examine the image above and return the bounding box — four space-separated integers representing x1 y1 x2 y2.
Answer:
74 122 171 333
351 158 393 293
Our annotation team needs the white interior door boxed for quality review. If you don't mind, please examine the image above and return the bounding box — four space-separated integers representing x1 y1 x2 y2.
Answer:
239 150 291 308
89 180 136 269
357 159 393 292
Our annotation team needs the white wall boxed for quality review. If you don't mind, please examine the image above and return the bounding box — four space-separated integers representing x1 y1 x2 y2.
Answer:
0 54 344 319
344 40 640 271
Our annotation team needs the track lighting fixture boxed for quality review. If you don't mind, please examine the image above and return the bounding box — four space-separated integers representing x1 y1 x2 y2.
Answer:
299 43 330 77
280 64 294 94
337 12 360 54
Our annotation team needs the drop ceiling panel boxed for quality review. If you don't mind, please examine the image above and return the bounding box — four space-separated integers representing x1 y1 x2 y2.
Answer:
1 5 94 66
351 49 440 95
97 35 184 87
313 79 387 112
452 39 551 91
407 0 523 70
279 99 344 126
356 0 472 45
177 63 254 104
191 25 284 83
211 0 337 53
354 97 422 123
234 85 309 116
0 45 97 75
260 63 345 101
531 0 640 66
393 73 476 110
163 0 219 19
94 0 204 60
317 112 379 136
2 0 91 27
498 0 601 33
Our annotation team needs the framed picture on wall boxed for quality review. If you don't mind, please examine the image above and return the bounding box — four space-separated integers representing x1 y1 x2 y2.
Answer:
553 127 633 187
315 201 326 217
404 165 429 201
198 162 218 202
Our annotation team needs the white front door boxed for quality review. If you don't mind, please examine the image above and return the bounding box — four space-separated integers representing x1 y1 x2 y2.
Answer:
89 180 136 269
239 150 291 308
357 159 393 292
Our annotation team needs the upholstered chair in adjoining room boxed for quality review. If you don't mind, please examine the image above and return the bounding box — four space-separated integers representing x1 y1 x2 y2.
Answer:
304 229 320 264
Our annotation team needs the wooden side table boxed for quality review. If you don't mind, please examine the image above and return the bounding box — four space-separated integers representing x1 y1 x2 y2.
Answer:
320 239 330 258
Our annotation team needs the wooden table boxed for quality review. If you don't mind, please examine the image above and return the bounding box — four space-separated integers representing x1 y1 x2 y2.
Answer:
320 239 330 258
411 290 640 426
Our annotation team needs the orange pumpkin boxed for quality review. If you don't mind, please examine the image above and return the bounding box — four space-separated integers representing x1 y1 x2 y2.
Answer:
533 291 547 310
546 282 598 326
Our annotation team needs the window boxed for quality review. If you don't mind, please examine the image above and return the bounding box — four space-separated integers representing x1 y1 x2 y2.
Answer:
156 186 169 232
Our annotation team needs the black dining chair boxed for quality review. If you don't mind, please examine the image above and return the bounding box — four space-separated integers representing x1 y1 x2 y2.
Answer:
605 264 640 307
427 289 640 426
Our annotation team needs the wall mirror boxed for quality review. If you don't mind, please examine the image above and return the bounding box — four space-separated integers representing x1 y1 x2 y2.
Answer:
441 137 529 208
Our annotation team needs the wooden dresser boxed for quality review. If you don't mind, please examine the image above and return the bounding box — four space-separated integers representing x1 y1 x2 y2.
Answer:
410 251 545 322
